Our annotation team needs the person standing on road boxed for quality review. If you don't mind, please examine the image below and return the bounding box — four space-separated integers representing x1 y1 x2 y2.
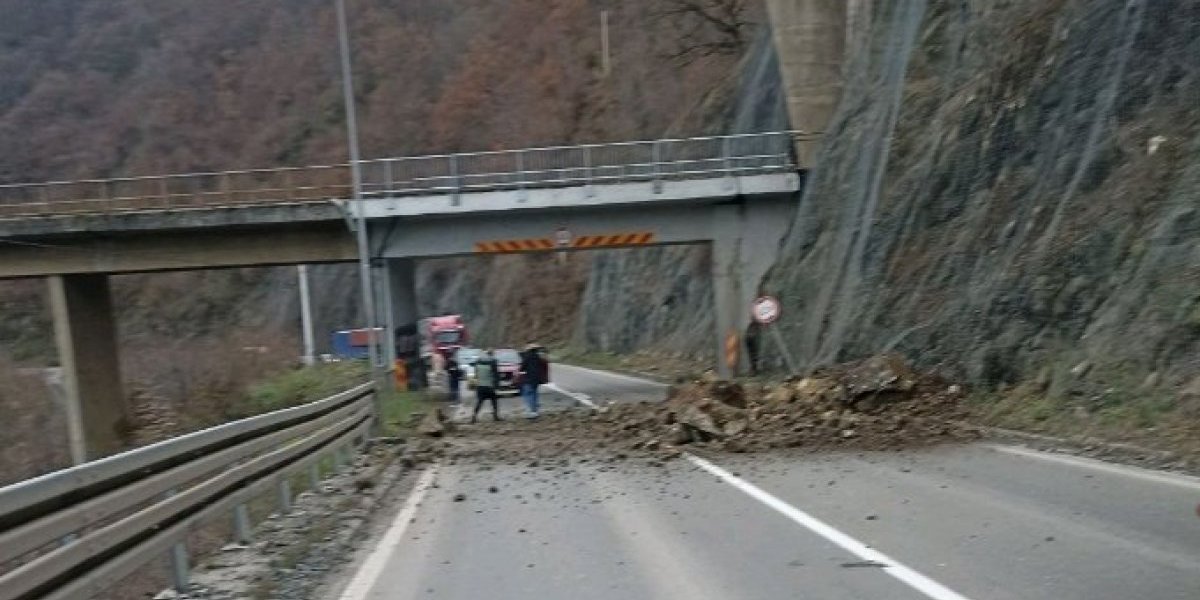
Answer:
446 354 462 403
471 349 502 423
519 343 546 419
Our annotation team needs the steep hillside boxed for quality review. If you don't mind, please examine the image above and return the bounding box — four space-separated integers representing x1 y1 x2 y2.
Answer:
763 0 1200 430
0 0 766 483
0 0 753 361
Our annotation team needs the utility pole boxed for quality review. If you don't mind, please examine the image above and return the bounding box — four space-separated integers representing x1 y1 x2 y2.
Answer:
297 265 315 366
335 0 384 409
600 10 612 77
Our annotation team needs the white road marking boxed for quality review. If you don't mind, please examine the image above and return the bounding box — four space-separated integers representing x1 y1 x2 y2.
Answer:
555 363 670 387
545 382 597 408
335 465 439 600
987 444 1200 492
686 453 975 600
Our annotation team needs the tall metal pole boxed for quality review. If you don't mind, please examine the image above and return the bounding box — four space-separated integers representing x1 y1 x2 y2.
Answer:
297 265 316 366
600 10 611 77
335 0 384 405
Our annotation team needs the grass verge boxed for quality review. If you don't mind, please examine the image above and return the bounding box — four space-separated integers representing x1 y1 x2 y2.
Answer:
233 361 371 418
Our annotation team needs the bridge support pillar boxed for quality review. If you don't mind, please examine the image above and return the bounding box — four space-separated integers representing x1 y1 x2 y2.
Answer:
48 274 128 462
764 0 847 167
711 205 750 379
385 258 423 389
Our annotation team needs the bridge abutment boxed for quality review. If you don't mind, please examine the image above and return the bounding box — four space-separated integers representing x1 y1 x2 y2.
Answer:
48 274 128 462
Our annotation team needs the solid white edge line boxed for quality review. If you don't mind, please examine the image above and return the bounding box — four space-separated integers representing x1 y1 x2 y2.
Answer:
335 464 440 600
986 444 1200 492
545 382 598 408
556 363 670 387
685 453 974 600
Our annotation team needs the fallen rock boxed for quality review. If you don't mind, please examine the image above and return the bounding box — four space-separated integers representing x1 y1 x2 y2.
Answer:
418 409 453 438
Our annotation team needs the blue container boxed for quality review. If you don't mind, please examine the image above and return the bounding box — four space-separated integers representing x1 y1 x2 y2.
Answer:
331 330 369 359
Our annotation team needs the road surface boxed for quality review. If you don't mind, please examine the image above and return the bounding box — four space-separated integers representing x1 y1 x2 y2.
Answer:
340 365 1200 600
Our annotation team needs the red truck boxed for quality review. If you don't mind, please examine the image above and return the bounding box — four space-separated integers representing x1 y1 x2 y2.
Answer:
424 314 469 359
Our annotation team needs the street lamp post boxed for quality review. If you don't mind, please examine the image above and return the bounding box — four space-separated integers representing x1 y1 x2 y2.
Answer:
335 0 385 415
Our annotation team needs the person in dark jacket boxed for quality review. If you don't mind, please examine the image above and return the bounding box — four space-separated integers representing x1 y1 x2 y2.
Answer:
519 343 546 419
446 354 462 403
471 349 501 423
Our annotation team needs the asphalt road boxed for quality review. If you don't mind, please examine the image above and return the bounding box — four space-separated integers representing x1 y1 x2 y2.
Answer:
340 365 1200 600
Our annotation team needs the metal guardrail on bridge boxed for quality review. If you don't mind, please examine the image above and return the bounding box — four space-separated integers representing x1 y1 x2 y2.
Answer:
0 382 375 600
0 131 809 218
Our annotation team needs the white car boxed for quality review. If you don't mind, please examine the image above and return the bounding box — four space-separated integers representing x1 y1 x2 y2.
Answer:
454 347 483 387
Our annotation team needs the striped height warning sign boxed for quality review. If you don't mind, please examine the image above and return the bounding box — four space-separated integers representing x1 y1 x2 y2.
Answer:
475 231 655 254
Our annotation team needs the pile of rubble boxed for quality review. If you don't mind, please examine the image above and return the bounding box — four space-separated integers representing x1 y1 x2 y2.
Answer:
594 353 979 455
417 354 980 465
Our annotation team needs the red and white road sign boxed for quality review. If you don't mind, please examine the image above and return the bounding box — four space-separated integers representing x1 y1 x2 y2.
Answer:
752 296 781 324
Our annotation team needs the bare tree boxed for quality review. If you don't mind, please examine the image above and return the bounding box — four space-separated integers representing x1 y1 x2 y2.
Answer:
654 0 754 64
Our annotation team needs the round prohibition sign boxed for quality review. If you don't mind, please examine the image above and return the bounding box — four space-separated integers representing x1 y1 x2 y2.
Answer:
752 296 781 325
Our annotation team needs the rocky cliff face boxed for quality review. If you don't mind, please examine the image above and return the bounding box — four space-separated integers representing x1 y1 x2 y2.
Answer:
763 0 1200 399
416 30 788 357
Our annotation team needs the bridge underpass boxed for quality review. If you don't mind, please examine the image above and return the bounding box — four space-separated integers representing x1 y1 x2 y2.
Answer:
0 131 805 459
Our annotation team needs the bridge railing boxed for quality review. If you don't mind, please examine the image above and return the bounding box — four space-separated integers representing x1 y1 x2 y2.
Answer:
359 130 808 198
0 382 375 600
0 131 809 218
0 164 352 218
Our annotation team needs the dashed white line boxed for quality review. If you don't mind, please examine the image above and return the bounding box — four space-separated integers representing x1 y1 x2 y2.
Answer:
686 453 975 600
335 465 439 600
987 444 1200 492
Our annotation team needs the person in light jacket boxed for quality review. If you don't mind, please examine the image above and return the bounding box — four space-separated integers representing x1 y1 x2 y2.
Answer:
471 349 502 423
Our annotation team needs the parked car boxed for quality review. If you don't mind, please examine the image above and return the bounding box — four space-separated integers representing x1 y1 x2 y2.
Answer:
493 348 522 394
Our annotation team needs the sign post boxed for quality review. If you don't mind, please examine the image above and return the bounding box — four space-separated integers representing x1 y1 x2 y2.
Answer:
752 296 798 375
555 227 572 265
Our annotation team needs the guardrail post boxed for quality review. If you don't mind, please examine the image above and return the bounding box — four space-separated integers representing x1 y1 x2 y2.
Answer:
516 151 528 202
449 154 461 206
170 540 190 592
277 478 293 515
652 141 663 194
308 462 322 493
233 503 253 544
722 136 735 191
334 446 347 472
158 177 169 209
583 146 595 198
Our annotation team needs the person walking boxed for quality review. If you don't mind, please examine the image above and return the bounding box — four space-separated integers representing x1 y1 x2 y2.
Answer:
471 349 502 423
446 354 462 403
519 343 546 419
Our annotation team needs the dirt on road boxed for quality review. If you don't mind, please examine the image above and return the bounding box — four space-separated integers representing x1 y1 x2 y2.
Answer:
404 354 980 467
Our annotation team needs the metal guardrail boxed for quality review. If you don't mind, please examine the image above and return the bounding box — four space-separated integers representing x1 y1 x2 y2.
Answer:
0 131 809 218
0 382 375 600
358 130 808 198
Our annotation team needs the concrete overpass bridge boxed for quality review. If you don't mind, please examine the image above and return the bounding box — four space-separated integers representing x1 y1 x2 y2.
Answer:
0 131 807 459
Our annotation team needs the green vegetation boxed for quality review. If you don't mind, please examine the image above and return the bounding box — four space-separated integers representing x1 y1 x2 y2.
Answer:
377 388 436 436
235 361 370 418
968 369 1191 450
